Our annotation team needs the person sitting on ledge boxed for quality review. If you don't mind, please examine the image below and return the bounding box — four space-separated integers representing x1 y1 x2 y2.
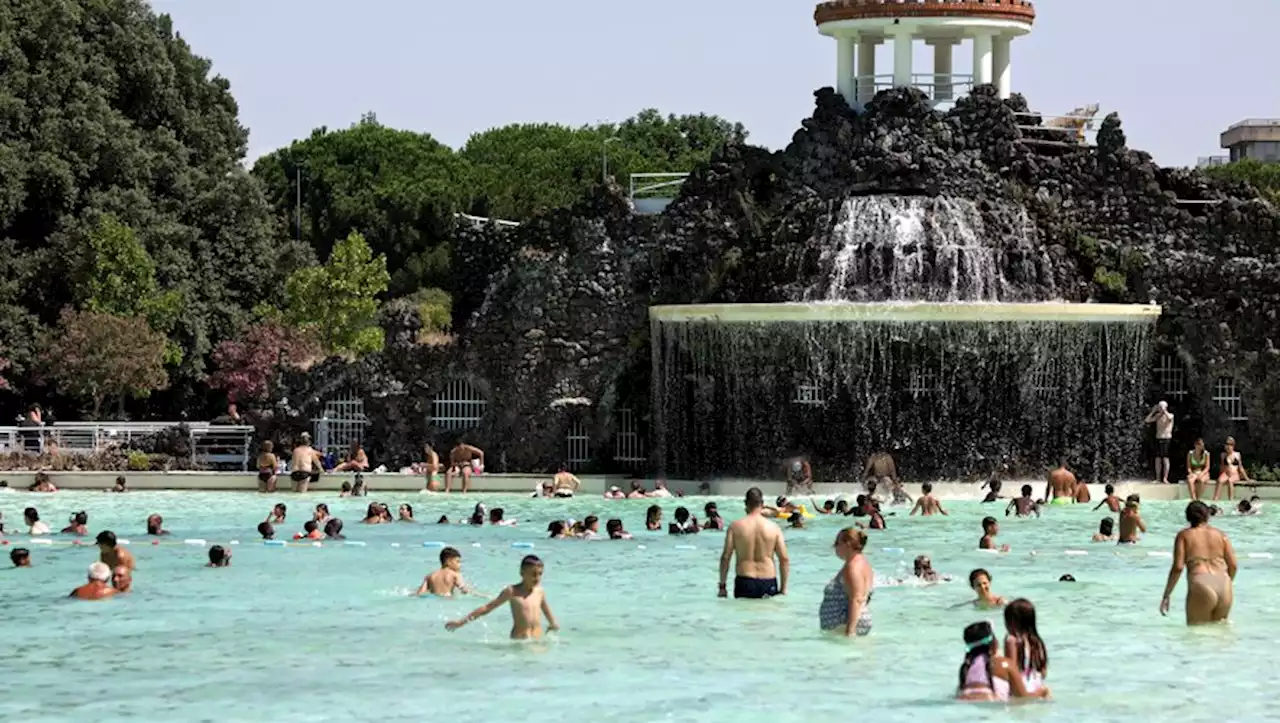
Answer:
446 441 484 493
146 514 169 536
333 440 369 473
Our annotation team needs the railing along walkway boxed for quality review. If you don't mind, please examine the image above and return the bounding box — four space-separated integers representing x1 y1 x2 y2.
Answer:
0 422 255 470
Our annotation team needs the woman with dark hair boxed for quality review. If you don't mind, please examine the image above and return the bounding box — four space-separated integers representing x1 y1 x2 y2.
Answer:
819 527 874 637
361 504 382 524
702 502 725 530
1003 599 1048 694
1160 500 1237 624
956 621 1050 701
645 505 662 531
323 518 345 540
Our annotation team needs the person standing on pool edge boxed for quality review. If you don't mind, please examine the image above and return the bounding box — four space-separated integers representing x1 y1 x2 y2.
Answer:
718 487 790 599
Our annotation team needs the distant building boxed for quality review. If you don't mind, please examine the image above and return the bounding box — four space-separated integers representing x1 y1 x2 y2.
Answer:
1220 119 1280 163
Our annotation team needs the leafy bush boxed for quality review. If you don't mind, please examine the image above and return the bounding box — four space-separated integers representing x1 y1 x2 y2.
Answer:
127 450 150 471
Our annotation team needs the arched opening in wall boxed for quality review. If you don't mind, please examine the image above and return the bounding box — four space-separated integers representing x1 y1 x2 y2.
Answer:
1154 353 1188 404
566 419 590 471
313 388 368 458
1213 377 1247 422
431 379 488 430
613 408 646 470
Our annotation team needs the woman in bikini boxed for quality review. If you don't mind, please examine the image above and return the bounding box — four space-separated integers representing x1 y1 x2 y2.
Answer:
819 527 874 637
1214 437 1248 502
1186 438 1210 502
1160 500 1238 625
256 441 278 493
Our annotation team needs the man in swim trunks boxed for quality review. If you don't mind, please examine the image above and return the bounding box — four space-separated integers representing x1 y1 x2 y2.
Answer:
784 458 813 494
290 433 324 493
1118 496 1146 544
1045 463 1077 505
862 451 898 492
446 441 485 493
718 487 789 599
1144 401 1174 484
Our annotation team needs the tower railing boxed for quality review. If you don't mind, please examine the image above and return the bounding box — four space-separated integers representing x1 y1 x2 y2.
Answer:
853 73 975 105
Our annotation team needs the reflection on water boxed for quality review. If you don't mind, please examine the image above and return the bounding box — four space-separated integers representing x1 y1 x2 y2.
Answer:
0 491 1272 722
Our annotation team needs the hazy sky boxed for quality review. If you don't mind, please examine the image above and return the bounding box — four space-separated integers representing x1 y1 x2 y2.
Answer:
152 0 1279 167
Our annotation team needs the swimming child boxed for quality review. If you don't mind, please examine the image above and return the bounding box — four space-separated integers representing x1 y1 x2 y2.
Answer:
297 520 324 540
1005 485 1040 518
1092 517 1115 542
547 520 567 539
966 568 1007 609
979 517 1010 552
788 511 806 529
62 511 89 536
1118 496 1146 544
445 555 559 639
1003 598 1048 695
912 555 952 583
955 621 1050 702
981 479 1002 503
669 507 699 534
416 547 475 597
1236 497 1261 516
257 521 274 540
207 545 232 567
1092 484 1122 513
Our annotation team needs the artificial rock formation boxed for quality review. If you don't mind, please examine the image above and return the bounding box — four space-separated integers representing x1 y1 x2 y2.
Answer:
292 85 1280 482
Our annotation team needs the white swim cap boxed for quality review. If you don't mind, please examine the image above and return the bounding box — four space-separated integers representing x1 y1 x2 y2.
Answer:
88 562 111 582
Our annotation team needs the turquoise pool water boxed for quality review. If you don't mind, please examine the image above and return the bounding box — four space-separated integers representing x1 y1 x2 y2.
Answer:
0 491 1274 722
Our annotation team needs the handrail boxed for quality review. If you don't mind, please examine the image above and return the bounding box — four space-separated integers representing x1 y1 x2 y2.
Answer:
629 172 690 199
0 422 256 471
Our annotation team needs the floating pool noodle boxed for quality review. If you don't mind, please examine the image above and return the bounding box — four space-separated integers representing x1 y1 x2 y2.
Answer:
184 539 207 546
229 540 240 546
1064 550 1088 556
30 538 53 545
390 543 401 548
117 539 131 545
882 547 905 554
1248 552 1274 559
264 540 286 547
344 541 367 547
674 544 697 550
1147 551 1173 558
977 548 999 554
511 542 535 549
422 541 445 548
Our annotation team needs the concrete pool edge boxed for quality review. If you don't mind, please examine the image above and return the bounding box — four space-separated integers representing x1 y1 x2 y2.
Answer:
649 302 1163 324
0 471 1271 501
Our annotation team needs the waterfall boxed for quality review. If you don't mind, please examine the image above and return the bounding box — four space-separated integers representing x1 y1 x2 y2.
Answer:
793 196 1055 302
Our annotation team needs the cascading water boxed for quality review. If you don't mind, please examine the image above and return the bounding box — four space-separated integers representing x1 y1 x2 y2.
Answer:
650 195 1156 483
789 196 1055 302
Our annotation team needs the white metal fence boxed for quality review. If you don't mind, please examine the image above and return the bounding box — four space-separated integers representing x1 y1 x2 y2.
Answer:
613 409 646 469
313 389 368 459
0 422 255 469
431 379 487 430
1213 377 1247 422
566 419 590 471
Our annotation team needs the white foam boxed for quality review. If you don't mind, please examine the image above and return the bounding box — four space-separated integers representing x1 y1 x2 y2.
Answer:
1064 550 1088 556
1248 552 1274 559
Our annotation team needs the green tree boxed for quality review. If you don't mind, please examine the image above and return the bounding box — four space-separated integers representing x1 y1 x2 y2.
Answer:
252 115 466 297
0 0 298 417
41 309 168 419
1204 159 1280 204
284 231 390 356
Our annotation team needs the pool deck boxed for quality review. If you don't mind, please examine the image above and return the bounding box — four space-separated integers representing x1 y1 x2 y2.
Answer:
0 471 1273 501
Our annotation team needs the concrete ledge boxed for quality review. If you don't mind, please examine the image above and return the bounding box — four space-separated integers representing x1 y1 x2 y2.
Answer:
1 471 1272 501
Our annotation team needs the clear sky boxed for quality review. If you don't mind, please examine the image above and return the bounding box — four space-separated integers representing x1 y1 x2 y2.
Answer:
152 0 1279 167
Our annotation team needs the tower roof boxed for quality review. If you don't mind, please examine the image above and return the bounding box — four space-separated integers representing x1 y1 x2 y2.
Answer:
815 0 1036 27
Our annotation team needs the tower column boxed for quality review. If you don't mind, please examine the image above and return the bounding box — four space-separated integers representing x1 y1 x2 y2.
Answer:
972 31 994 87
891 27 914 89
836 34 857 107
993 35 1013 98
857 39 878 105
927 39 957 101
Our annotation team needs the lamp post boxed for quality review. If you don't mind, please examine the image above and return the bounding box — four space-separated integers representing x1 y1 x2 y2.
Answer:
602 136 620 184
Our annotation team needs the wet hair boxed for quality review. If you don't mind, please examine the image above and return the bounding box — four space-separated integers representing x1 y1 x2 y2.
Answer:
982 516 997 532
323 518 344 537
968 568 991 588
364 503 379 519
674 507 690 523
11 547 29 565
115 475 127 487
745 487 764 511
547 520 565 538
489 508 504 523
23 507 38 523
913 555 932 576
1186 500 1211 526
352 474 365 492
835 500 850 514
1021 484 1033 497
1127 493 1141 503
788 512 803 525
606 519 624 538
341 481 352 493
583 515 598 529
440 547 461 564
922 482 933 494
274 503 287 515
257 521 274 539
208 545 229 566
437 515 450 524
315 503 329 516
822 500 835 511
72 511 88 525
1104 484 1114 495
303 520 318 533
957 621 996 694
520 554 543 569
146 514 163 534
400 504 414 517
96 530 117 547
1099 517 1114 535
836 527 868 552
646 505 661 525
1059 574 1076 582
1004 598 1048 675
703 502 719 517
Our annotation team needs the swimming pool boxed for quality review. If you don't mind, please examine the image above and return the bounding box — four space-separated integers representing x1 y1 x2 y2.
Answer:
0 491 1273 722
